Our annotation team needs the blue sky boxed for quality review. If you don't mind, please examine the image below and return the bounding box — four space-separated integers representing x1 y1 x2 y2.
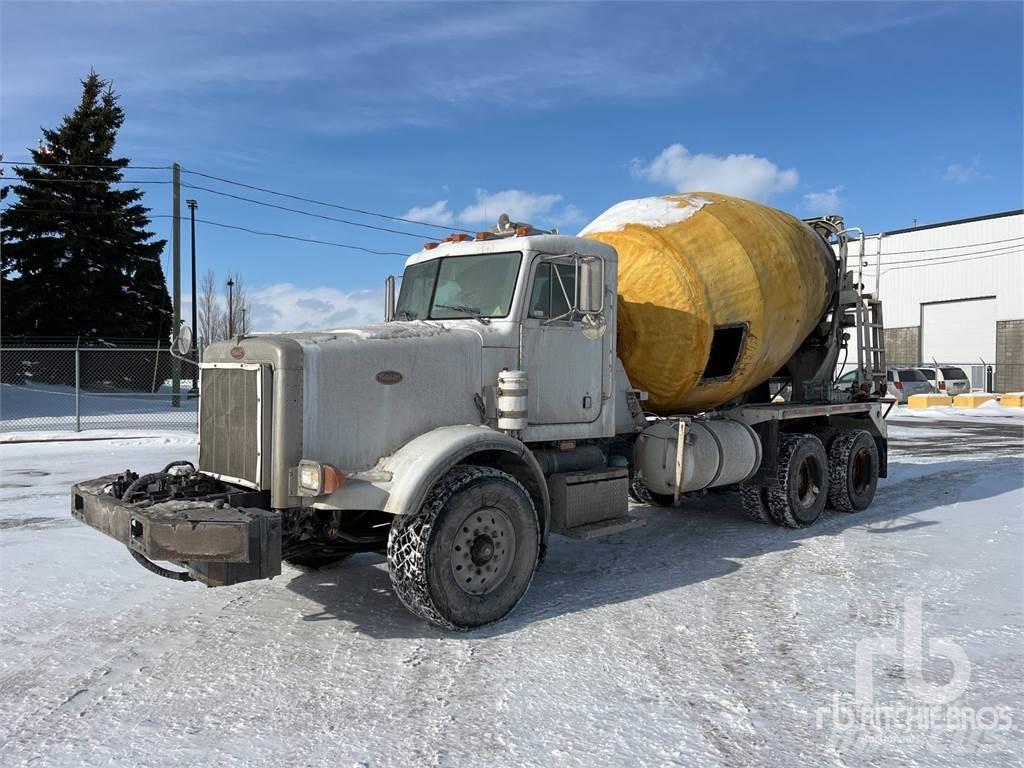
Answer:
3 1 1022 330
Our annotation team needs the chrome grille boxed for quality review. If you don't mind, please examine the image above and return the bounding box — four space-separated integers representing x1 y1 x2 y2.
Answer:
199 366 262 487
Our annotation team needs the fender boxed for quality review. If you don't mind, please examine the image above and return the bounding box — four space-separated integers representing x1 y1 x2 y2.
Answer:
315 424 551 542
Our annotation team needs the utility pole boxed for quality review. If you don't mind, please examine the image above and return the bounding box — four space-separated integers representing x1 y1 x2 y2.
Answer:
171 162 181 407
186 198 198 393
227 277 235 338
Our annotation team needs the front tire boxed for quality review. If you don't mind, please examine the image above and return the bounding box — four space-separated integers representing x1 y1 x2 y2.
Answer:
387 465 540 630
767 434 829 529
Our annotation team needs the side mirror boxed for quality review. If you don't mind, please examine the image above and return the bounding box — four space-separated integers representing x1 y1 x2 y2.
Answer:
576 255 604 314
173 324 193 356
384 275 397 322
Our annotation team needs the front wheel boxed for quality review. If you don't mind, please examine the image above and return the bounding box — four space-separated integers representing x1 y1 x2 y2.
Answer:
387 465 540 630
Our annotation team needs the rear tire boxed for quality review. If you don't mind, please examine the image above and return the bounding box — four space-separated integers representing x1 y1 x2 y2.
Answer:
827 430 879 513
767 434 828 529
387 465 540 630
739 483 772 523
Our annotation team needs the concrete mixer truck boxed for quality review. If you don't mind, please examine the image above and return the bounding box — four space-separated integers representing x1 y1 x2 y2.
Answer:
71 193 891 629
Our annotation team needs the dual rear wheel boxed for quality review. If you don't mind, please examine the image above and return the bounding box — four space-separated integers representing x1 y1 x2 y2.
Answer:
740 429 879 529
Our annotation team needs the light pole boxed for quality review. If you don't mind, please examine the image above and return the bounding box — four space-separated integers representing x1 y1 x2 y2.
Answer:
227 277 235 338
186 199 198 393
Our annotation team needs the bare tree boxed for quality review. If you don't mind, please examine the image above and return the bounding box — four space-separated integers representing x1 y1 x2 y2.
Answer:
219 272 251 338
197 269 223 347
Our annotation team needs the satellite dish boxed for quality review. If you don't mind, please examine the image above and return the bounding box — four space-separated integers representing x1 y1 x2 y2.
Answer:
173 324 193 356
581 313 607 340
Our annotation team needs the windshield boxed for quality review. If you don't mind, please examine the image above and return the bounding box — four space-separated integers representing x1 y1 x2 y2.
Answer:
395 252 522 320
921 369 936 380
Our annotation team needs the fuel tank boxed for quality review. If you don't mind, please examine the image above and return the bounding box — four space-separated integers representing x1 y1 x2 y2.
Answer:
580 193 836 414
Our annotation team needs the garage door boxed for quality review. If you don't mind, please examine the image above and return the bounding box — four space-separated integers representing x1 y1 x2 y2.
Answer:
920 297 996 364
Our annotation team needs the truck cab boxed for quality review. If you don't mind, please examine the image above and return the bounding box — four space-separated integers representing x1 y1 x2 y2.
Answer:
389 230 622 441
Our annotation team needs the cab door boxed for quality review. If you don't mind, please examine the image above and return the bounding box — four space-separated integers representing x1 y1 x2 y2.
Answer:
521 258 605 424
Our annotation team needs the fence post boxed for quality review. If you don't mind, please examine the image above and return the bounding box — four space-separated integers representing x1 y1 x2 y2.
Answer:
74 345 81 433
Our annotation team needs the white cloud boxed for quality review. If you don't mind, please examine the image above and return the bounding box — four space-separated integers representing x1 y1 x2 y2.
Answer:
457 190 587 229
457 190 564 227
403 190 586 231
402 200 454 226
247 283 383 332
801 186 844 215
630 144 799 201
944 158 990 185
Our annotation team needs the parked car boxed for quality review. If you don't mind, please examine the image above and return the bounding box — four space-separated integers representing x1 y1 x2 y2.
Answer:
886 367 932 403
834 369 860 395
919 366 971 396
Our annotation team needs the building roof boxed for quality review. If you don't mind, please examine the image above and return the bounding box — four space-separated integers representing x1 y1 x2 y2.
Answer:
880 208 1023 237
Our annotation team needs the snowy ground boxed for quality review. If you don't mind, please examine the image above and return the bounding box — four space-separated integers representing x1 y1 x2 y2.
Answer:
1 421 1021 767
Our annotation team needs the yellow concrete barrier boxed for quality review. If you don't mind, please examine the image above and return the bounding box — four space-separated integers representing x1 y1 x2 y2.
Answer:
952 393 996 408
999 392 1024 407
908 393 952 409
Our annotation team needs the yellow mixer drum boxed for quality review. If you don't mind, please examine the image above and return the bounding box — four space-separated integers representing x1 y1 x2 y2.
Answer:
580 193 836 414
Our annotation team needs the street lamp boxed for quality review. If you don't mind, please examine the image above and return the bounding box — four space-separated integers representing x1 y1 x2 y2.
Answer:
227 277 235 338
185 198 198 392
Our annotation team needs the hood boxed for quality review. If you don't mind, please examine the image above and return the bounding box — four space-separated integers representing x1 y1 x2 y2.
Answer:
206 321 484 472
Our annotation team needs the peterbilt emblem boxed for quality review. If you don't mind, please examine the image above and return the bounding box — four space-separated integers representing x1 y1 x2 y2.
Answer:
376 370 403 385
230 347 245 360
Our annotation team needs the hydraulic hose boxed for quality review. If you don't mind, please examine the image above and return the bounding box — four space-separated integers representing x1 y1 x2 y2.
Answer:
128 549 195 582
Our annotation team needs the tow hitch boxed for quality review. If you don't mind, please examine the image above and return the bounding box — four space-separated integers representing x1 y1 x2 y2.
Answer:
71 465 281 587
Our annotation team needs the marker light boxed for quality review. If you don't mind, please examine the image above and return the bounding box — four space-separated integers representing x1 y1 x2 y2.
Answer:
424 242 439 250
297 461 346 496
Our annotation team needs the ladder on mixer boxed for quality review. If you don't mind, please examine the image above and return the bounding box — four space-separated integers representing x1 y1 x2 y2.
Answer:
854 295 887 395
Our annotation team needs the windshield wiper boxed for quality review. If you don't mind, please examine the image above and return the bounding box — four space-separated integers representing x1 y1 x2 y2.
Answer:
434 304 490 324
395 309 418 320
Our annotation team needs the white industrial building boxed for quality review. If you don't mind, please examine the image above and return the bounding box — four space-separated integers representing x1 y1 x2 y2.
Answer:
840 208 1023 392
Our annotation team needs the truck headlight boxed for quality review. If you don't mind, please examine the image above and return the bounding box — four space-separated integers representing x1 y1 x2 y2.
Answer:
297 460 345 496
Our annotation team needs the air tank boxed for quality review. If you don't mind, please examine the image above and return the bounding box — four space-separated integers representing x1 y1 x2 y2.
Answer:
580 193 837 414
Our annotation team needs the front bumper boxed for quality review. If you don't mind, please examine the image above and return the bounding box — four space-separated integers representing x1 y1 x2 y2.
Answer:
71 475 282 587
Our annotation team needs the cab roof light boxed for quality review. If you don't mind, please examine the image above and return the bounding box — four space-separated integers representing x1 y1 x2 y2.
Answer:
475 232 492 241
515 226 530 236
424 242 439 250
450 233 470 242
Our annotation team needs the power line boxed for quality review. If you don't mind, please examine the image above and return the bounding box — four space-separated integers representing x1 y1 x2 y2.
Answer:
2 177 173 185
875 235 1024 255
180 181 434 239
192 217 407 256
881 249 1021 274
862 242 1023 267
180 166 471 234
0 160 170 170
0 206 409 256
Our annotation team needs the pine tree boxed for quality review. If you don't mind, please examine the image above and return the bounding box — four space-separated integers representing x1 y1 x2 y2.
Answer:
0 71 170 340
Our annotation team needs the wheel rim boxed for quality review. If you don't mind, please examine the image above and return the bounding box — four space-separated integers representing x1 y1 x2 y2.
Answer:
796 457 822 509
450 506 516 596
851 446 873 495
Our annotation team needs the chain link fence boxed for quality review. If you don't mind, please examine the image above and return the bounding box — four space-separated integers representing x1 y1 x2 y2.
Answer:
1 346 199 433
